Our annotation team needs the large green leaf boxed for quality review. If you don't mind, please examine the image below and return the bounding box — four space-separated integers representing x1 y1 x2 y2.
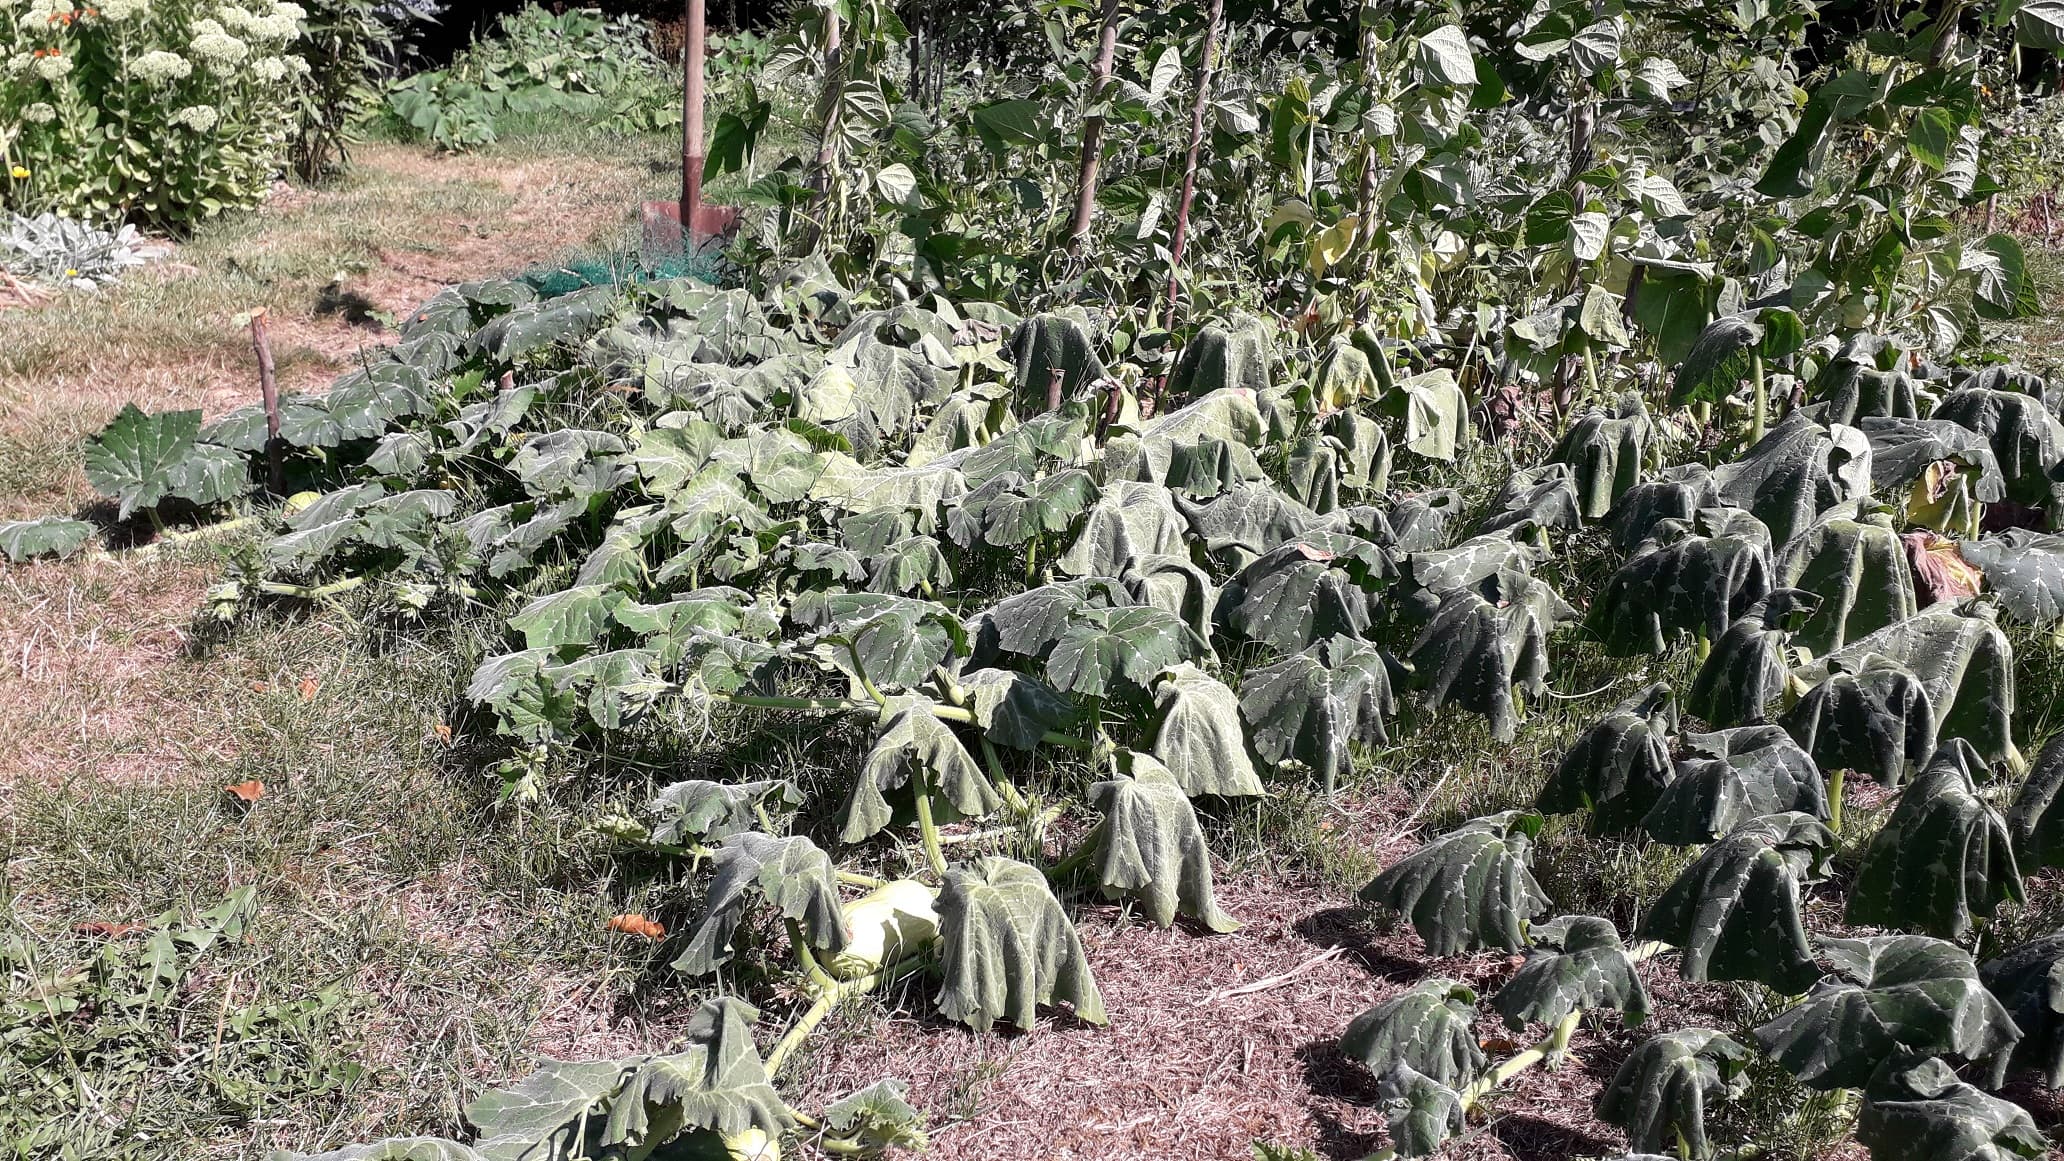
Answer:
1980 930 2064 1088
1933 387 2064 510
1856 1057 2048 1161
1780 654 1937 787
1605 465 1722 553
972 577 1136 662
1596 1029 1753 1160
1588 526 1773 656
508 585 631 652
2009 734 2064 871
1711 411 1873 548
1492 915 1650 1030
934 856 1105 1031
1673 315 1762 405
83 405 251 521
1406 570 1573 742
1166 318 1273 400
1046 605 1203 698
1638 812 1832 993
1338 978 1486 1088
844 697 1000 843
1009 311 1105 410
1848 739 2023 941
673 832 846 976
602 997 792 1150
1685 586 1821 728
280 1140 489 1160
1084 760 1239 931
1055 481 1187 577
466 1058 627 1161
1960 531 2064 626
0 517 93 562
1219 532 1391 653
793 592 967 692
1149 664 1265 797
1239 635 1398 795
1794 598 2019 769
1549 393 1652 519
1381 369 1470 461
1536 682 1677 832
1753 934 2021 1091
1775 505 1916 654
1360 811 1551 956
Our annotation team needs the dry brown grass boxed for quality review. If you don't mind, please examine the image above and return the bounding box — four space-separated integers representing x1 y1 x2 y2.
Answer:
0 136 669 787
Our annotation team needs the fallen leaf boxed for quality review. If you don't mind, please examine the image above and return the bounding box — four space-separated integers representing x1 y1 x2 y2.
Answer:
74 921 147 939
297 675 319 702
1902 531 1983 606
225 779 266 803
433 721 453 743
250 681 270 693
1481 1034 1525 1054
605 914 665 940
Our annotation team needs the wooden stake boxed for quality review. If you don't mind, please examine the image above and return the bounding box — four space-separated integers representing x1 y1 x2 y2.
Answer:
681 0 707 247
248 308 283 494
1162 0 1225 327
1066 0 1124 257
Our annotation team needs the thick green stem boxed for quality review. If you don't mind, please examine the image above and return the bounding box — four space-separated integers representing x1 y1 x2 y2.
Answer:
1750 349 1767 444
763 952 927 1076
1827 767 1844 835
256 576 367 600
835 870 889 890
1461 1009 1581 1110
912 778 949 878
1045 822 1105 884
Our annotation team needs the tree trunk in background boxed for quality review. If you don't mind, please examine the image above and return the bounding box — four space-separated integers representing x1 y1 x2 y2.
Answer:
1066 0 1124 257
1162 0 1224 324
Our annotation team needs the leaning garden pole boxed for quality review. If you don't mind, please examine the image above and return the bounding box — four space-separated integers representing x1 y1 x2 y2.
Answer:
1163 0 1224 324
1066 0 1124 257
680 0 707 247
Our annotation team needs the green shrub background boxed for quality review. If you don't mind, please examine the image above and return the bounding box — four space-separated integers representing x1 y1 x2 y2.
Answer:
0 0 310 231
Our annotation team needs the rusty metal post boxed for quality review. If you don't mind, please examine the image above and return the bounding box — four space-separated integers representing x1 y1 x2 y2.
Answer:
681 0 707 247
248 308 283 494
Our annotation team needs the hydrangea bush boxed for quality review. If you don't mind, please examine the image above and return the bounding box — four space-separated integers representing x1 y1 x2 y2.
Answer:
0 0 308 230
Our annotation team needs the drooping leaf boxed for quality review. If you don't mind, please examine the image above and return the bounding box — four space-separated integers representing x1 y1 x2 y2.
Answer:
934 856 1105 1031
82 405 251 521
793 592 968 692
1084 761 1240 931
1753 934 2021 1091
673 832 846 976
1637 812 1833 993
1933 387 2064 510
1711 411 1873 548
1149 664 1265 797
1646 725 1827 845
1493 915 1650 1030
1536 682 1677 832
1406 570 1574 742
844 697 1000 844
646 780 801 845
1374 1062 1467 1158
601 997 793 1149
1780 654 1937 787
820 1078 930 1156
1848 739 2023 942
1339 978 1487 1088
1239 635 1398 795
1550 393 1653 519
1596 1029 1754 1160
508 585 631 652
1588 525 1773 656
1219 533 1392 653
1775 505 1916 655
1606 465 1722 553
1856 1056 2048 1161
1673 315 1762 406
1795 598 2019 769
1360 811 1551 956
957 668 1077 751
1686 588 1821 728
2008 734 2064 871
1979 930 2064 1088
1055 480 1187 577
1009 311 1105 410
1960 531 2064 626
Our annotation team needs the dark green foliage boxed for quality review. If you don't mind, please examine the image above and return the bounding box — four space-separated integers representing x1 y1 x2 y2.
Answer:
1855 1057 2048 1161
1361 812 1551 956
1536 682 1676 831
1979 931 2064 1089
1491 915 1650 1030
1597 1029 1753 1159
1686 589 1818 728
1848 740 2023 941
1339 979 1486 1088
1638 813 1832 992
1781 655 1937 787
1645 726 1827 845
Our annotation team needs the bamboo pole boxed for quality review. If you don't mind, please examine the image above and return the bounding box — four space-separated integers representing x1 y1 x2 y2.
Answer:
681 0 707 246
1066 0 1124 256
1162 0 1224 325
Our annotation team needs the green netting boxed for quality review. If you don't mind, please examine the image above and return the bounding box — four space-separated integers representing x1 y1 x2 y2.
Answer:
517 247 726 299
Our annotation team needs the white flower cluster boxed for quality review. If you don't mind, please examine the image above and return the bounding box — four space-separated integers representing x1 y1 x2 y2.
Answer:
17 0 69 31
189 28 250 70
22 101 56 123
168 104 219 132
97 0 149 19
129 49 193 84
216 1 302 41
33 52 71 80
